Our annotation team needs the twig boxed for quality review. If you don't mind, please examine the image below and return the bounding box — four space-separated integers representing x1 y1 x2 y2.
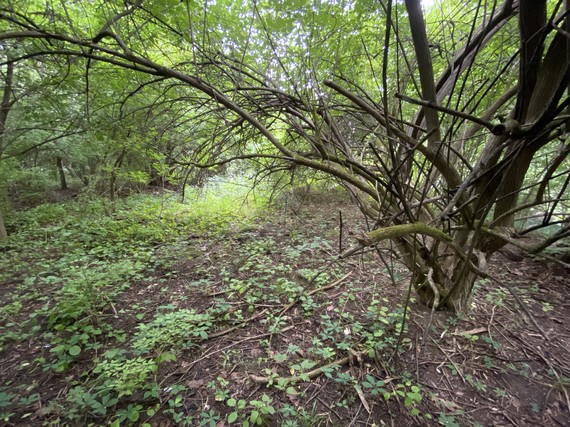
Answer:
304 381 326 407
488 305 496 344
396 93 497 132
422 268 439 344
339 209 343 254
429 336 467 384
502 410 522 427
250 353 361 385
490 275 549 341
188 325 294 370
279 272 352 316
209 309 268 339
207 289 229 297
519 339 570 411
348 402 363 426
316 396 342 420
354 385 371 414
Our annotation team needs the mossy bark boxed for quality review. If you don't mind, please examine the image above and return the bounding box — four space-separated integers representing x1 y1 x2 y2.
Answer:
365 223 483 312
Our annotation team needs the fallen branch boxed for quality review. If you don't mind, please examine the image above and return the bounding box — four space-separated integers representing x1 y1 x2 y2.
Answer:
511 334 569 410
250 352 362 385
490 274 549 341
279 272 352 316
188 325 295 370
430 335 467 384
480 226 570 269
209 309 268 339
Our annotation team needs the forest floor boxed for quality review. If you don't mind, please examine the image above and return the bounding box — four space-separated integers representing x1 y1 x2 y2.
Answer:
0 188 569 426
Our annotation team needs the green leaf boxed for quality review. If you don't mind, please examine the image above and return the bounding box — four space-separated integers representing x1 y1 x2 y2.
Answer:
300 359 317 370
51 344 66 354
128 409 140 422
156 352 177 363
227 411 238 423
285 386 299 396
227 398 237 407
249 410 259 423
68 345 81 356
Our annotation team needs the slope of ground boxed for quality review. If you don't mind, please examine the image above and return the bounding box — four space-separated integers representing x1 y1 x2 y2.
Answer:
0 190 568 426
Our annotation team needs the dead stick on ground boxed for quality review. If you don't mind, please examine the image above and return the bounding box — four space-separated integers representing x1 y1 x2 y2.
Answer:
188 326 295 370
250 352 361 385
210 273 351 338
354 384 371 414
280 272 352 316
429 335 467 384
491 275 549 341
514 336 570 410
339 210 343 254
209 309 268 339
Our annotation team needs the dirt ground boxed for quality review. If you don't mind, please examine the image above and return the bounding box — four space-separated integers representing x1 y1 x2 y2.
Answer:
1 196 569 426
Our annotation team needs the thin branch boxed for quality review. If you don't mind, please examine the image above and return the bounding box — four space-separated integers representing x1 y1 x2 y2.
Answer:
396 93 497 133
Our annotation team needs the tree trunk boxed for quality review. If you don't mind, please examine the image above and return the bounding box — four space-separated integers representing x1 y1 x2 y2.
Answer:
110 149 126 201
0 56 14 240
56 157 68 190
410 249 481 312
0 209 7 239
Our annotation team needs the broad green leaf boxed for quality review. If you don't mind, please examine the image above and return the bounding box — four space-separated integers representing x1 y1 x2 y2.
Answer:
68 345 81 356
